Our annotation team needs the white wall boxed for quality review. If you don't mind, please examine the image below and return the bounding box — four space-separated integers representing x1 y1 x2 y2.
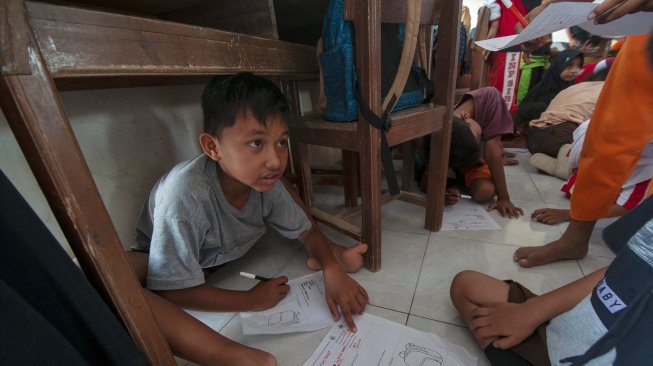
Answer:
464 0 487 31
0 85 204 256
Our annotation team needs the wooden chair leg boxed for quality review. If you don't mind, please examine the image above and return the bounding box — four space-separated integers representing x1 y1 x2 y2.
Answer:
424 130 448 232
359 127 383 272
342 150 359 208
401 142 415 192
295 142 316 209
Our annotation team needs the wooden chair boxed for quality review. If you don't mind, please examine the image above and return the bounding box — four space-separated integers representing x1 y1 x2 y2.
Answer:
288 0 461 272
455 5 490 101
0 0 318 363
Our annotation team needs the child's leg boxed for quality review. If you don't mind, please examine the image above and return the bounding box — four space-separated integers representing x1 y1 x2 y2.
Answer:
127 251 148 286
452 271 551 365
280 177 367 273
126 252 276 366
449 270 510 349
142 290 276 366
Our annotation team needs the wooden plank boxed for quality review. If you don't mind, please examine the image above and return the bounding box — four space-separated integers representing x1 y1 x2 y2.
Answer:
53 75 211 91
291 105 444 152
346 0 440 24
0 32 174 365
398 191 427 206
25 1 317 78
381 0 439 24
310 208 362 239
385 104 446 146
0 0 30 75
290 119 358 150
160 0 278 39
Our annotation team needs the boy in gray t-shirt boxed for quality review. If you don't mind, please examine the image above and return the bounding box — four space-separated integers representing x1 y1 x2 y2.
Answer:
129 73 369 366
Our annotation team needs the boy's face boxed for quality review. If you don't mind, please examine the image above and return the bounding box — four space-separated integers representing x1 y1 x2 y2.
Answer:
212 111 289 192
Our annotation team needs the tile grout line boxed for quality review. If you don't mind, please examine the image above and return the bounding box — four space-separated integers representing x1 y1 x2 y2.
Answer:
405 230 432 325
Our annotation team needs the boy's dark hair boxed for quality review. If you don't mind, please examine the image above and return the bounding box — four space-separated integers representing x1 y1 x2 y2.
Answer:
513 102 547 133
449 116 481 172
201 72 290 138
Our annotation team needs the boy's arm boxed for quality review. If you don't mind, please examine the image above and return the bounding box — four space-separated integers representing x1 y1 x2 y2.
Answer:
484 136 523 217
280 177 369 331
483 20 500 59
471 267 607 349
298 228 369 331
155 278 290 312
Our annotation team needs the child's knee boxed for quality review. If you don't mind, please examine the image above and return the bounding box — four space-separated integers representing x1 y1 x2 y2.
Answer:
450 270 481 302
471 179 495 203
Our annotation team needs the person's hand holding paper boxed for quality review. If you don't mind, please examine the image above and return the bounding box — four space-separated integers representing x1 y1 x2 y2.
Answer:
590 0 653 23
476 2 653 52
518 0 653 30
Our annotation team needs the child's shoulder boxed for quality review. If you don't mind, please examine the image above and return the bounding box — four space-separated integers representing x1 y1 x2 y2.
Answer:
157 154 216 196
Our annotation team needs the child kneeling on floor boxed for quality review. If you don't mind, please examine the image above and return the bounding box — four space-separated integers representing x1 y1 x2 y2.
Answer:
129 72 369 366
438 87 523 218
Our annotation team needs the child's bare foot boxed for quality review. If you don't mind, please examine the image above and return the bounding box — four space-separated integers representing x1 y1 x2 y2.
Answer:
531 208 571 225
307 242 368 272
502 153 519 166
513 237 588 268
501 151 519 165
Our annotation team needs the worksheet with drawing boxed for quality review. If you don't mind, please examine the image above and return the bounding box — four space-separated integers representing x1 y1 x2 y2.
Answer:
303 313 477 366
240 271 334 335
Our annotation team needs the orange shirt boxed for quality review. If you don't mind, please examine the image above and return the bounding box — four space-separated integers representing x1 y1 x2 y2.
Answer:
571 35 653 221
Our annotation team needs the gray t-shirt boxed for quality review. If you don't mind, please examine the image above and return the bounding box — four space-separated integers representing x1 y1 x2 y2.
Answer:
133 154 312 290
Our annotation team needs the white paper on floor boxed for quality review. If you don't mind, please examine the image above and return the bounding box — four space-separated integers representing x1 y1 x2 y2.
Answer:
303 313 477 366
240 271 334 335
442 198 501 231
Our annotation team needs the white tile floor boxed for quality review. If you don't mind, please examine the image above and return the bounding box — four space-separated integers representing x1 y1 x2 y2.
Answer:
176 150 617 366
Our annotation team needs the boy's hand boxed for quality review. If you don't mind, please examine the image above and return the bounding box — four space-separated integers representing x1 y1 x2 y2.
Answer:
469 301 541 349
445 187 461 206
488 199 523 218
246 276 290 311
323 266 369 332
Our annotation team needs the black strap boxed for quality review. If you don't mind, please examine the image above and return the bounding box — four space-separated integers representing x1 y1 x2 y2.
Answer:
420 67 434 104
356 86 401 195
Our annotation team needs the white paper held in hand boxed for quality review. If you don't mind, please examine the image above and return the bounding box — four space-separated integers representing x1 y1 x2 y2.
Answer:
476 2 653 52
